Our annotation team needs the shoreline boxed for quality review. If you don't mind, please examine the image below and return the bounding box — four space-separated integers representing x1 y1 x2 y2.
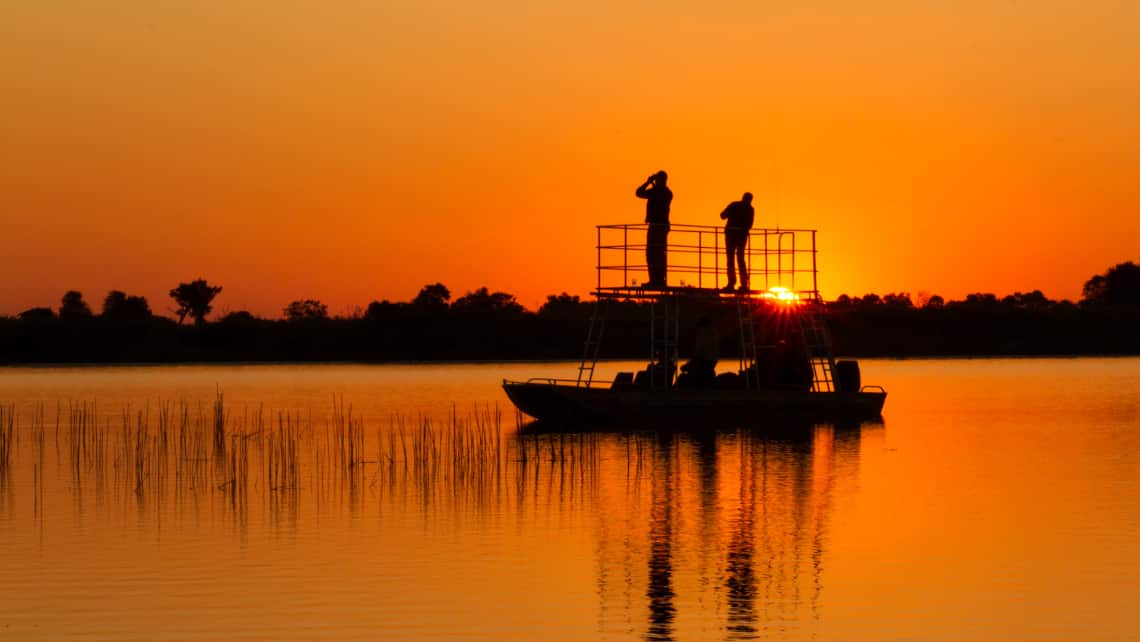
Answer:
2 352 1139 368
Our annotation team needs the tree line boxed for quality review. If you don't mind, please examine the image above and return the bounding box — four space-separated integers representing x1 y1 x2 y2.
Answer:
17 279 224 325
2 262 1139 362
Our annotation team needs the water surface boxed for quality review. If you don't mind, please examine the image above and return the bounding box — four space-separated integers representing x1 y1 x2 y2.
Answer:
1 359 1138 641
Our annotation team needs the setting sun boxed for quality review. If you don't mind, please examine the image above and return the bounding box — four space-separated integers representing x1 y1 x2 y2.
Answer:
759 286 803 304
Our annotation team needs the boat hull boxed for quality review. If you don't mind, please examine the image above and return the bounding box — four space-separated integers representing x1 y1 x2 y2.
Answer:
503 380 886 425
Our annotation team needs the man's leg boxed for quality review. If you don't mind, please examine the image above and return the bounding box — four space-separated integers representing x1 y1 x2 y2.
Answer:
656 227 669 284
647 225 667 286
645 230 654 285
736 242 748 289
724 232 736 289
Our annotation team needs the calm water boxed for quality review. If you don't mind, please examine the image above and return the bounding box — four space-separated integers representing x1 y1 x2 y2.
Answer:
1 359 1138 641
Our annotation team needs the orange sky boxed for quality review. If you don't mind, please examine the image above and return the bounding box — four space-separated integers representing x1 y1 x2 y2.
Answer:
2 1 1139 317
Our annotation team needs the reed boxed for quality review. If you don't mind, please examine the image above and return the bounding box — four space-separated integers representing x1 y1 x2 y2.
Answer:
267 411 301 492
213 388 226 454
0 403 15 483
5 393 616 526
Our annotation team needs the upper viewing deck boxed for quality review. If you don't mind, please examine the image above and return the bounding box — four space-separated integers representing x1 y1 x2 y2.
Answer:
594 223 822 302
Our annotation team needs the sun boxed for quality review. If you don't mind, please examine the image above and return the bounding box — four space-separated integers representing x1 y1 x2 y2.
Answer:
758 286 802 305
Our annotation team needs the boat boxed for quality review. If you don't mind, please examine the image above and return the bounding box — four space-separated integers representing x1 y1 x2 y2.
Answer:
502 223 887 424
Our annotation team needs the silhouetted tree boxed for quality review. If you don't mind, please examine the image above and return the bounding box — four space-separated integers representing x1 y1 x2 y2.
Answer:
962 293 999 307
59 291 93 320
881 292 914 308
102 291 152 321
537 293 591 319
18 307 55 321
364 300 404 321
219 310 257 323
859 293 881 306
1083 261 1140 305
1002 290 1052 310
412 283 451 311
925 294 945 308
284 299 328 321
170 279 222 325
451 287 525 316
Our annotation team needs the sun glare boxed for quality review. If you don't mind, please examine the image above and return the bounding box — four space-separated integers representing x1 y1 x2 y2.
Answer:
760 287 802 304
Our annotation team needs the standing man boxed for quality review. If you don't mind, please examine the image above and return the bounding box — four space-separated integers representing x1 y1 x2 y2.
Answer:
635 171 673 288
720 192 754 292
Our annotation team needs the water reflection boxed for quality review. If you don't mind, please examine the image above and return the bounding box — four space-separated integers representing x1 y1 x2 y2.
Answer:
724 434 756 639
4 362 1139 641
521 420 874 641
646 432 676 641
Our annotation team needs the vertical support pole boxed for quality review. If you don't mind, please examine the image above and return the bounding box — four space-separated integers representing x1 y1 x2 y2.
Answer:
777 231 783 290
648 298 657 390
764 230 769 291
597 226 603 294
811 230 818 300
665 296 674 387
791 233 796 293
652 301 661 367
779 230 789 290
697 230 703 289
714 229 720 289
623 226 628 288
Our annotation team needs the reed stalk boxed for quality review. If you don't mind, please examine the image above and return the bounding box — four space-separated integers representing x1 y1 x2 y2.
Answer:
0 404 15 484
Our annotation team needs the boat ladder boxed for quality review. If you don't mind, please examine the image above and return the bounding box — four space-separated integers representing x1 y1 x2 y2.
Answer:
577 299 609 387
648 296 679 389
797 307 836 392
736 298 760 389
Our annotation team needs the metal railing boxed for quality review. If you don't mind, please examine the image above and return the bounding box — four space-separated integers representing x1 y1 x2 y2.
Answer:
595 223 820 299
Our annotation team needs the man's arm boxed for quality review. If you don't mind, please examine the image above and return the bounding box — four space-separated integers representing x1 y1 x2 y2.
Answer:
635 181 652 199
720 202 734 220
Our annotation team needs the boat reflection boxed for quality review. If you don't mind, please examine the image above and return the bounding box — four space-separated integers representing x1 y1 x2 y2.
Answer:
517 418 879 641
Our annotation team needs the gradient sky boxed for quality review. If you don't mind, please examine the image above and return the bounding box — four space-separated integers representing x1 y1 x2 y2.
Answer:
3 1 1138 317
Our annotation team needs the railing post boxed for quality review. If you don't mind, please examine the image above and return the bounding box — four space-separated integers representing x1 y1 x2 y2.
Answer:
597 226 602 293
623 225 628 288
714 229 719 289
777 231 783 289
697 230 703 289
764 230 769 290
791 233 796 293
811 230 818 299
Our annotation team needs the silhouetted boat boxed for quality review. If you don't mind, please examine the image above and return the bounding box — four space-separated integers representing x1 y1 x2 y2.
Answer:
503 223 887 424
503 379 886 423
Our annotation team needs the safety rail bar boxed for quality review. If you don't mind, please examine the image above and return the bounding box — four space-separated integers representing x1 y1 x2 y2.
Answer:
596 223 820 297
511 377 615 387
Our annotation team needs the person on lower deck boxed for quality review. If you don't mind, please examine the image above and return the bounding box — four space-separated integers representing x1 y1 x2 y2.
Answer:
679 313 719 388
636 171 673 288
720 192 754 292
635 350 676 389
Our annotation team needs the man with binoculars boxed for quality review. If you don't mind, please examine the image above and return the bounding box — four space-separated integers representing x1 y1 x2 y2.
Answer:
635 170 673 288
